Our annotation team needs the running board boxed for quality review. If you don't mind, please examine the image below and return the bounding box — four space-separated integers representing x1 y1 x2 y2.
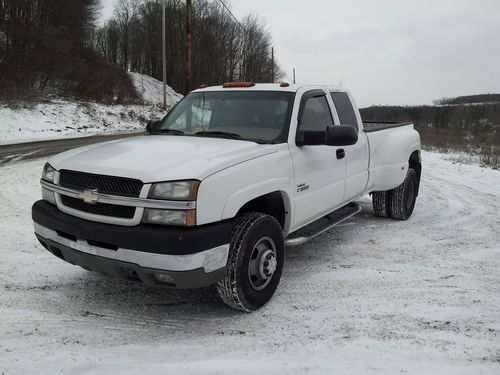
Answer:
285 203 361 247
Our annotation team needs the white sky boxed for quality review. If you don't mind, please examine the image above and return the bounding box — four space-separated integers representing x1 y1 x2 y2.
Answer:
100 0 500 106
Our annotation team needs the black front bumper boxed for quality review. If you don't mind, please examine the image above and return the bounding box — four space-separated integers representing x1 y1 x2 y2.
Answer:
32 200 232 288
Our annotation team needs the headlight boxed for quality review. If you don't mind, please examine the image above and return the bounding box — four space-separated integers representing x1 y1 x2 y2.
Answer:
142 209 196 226
42 163 56 182
41 163 57 205
149 180 199 201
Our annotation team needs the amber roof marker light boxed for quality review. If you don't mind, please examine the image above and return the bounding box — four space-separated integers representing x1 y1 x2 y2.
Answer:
280 82 290 87
223 82 256 88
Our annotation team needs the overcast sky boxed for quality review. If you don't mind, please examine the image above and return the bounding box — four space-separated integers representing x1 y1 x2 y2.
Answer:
101 0 500 106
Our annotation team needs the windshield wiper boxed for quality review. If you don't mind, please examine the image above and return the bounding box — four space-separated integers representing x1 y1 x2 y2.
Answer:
195 131 242 140
151 129 185 135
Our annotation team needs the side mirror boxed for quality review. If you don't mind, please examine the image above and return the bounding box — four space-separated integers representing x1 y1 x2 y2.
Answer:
325 125 358 146
145 119 162 134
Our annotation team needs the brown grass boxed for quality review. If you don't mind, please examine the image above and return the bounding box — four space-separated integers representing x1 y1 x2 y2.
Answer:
418 128 500 169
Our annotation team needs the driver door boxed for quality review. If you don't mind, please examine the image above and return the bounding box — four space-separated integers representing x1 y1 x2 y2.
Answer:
290 90 346 229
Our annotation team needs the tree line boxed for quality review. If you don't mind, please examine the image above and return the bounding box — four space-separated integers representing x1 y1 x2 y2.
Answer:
433 94 500 106
93 0 283 94
0 0 283 102
0 0 138 102
360 102 500 132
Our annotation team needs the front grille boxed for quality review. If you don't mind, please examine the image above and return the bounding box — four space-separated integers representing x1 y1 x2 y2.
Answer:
61 195 136 219
59 170 143 197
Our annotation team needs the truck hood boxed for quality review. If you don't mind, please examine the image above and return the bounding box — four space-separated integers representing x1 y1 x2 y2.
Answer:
49 135 278 182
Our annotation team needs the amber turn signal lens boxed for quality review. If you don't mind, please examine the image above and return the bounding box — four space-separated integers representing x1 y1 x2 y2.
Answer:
186 209 197 226
188 181 200 201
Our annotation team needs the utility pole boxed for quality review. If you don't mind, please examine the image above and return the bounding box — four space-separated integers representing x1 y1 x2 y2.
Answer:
185 0 193 94
271 47 275 83
293 68 296 84
162 0 167 109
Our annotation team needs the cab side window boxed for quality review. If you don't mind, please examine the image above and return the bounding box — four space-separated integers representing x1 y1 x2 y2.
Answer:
299 95 333 132
330 92 358 131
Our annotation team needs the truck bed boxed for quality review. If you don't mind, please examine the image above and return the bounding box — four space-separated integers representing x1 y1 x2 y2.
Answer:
363 121 413 133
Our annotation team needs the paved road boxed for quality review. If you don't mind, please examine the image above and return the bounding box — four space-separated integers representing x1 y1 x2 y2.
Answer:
0 132 141 164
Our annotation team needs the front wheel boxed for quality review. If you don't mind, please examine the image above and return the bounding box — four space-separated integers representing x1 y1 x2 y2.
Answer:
216 213 284 312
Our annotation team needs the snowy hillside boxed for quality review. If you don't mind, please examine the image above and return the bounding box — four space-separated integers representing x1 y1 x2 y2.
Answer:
1 151 499 374
0 73 182 145
130 72 183 106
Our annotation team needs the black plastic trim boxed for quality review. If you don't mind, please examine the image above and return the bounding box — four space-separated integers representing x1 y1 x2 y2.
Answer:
32 200 232 255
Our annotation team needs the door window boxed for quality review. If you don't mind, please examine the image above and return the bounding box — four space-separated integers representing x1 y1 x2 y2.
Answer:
299 95 333 132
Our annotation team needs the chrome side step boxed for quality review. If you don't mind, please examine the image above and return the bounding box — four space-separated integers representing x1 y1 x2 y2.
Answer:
285 203 361 247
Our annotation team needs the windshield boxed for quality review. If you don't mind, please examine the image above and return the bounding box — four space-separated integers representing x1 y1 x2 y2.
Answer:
154 91 295 144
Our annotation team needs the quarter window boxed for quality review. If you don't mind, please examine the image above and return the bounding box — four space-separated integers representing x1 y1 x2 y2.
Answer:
331 92 358 131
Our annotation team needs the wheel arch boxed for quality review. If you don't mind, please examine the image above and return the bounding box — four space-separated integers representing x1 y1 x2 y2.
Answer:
225 188 293 235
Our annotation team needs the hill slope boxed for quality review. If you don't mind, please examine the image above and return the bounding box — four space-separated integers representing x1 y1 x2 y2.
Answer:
0 73 182 145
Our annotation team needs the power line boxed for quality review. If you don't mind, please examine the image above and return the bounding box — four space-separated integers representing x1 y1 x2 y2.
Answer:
215 0 245 33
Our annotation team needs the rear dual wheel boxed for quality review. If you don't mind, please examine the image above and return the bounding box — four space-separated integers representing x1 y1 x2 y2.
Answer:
372 168 418 220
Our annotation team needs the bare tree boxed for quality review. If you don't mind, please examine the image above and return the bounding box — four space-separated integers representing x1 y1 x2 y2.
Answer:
91 0 284 93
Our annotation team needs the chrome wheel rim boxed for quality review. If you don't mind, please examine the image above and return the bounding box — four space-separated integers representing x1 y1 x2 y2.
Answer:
248 236 277 291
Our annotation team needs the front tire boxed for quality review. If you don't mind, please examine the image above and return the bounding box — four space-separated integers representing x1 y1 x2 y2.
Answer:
216 213 284 312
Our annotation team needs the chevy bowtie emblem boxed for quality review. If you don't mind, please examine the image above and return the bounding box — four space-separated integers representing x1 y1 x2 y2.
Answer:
79 189 99 204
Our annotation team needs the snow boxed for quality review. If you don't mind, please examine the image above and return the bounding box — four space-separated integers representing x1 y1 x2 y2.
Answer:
1 151 499 374
129 72 183 107
0 73 182 145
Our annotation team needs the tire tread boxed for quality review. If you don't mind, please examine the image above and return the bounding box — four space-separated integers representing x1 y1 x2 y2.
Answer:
372 191 390 217
216 213 267 312
390 168 417 220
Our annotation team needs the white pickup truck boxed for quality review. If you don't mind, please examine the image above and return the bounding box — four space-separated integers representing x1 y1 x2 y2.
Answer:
32 83 421 312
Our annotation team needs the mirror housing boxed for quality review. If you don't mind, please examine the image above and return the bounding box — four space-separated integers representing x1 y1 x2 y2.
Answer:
296 129 325 147
296 125 358 147
145 119 162 134
324 125 358 146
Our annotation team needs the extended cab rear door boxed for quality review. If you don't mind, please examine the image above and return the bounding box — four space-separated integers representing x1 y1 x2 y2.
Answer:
289 90 346 229
330 91 369 201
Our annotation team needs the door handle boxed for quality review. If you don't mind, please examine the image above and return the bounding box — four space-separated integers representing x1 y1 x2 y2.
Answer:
336 149 345 160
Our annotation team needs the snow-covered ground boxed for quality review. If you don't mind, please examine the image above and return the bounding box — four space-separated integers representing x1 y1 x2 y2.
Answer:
0 73 182 145
0 152 499 374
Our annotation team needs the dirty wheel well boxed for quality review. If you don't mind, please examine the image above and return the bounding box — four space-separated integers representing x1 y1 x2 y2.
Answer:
236 192 286 229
